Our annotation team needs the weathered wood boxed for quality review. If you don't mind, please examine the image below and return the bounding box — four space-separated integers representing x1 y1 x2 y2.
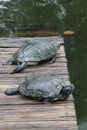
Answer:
0 36 63 48
0 36 78 130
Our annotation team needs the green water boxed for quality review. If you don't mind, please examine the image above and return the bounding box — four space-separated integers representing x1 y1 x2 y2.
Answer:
0 0 87 129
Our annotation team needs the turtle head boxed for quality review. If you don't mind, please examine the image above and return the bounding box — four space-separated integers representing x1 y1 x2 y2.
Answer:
63 84 75 93
58 84 75 101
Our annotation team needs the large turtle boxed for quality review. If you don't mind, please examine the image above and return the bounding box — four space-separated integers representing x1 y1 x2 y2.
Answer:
5 76 75 104
4 39 60 74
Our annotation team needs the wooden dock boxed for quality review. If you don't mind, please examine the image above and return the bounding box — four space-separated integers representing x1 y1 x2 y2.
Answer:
0 36 78 130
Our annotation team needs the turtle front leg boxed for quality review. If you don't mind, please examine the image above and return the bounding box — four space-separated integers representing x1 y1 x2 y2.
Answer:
43 98 51 104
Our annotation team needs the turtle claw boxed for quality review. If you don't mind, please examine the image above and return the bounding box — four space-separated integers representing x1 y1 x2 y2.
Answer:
10 68 18 74
43 98 51 104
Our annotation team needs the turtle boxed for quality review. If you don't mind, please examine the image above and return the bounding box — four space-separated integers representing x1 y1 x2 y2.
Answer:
4 39 60 74
5 76 75 104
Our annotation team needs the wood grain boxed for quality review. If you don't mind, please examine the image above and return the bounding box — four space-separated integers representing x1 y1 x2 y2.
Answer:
0 36 78 130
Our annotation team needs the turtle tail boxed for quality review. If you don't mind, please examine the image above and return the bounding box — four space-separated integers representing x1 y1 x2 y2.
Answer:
5 88 19 95
3 58 14 65
10 62 27 74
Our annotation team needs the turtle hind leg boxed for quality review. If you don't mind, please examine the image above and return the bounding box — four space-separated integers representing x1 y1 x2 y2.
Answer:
39 56 56 64
10 62 27 74
3 58 14 65
5 88 19 95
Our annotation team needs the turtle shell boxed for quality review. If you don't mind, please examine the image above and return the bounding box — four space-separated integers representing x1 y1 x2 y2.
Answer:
18 76 66 100
13 39 59 63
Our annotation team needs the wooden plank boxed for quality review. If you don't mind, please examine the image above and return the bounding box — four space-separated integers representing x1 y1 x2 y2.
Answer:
0 36 78 130
0 122 77 130
0 44 64 52
0 36 63 48
0 65 68 74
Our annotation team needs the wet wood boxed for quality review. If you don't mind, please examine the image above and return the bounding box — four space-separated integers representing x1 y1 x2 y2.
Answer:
0 36 78 130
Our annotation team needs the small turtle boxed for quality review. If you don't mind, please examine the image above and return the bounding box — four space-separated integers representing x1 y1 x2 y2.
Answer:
5 76 75 104
4 39 60 74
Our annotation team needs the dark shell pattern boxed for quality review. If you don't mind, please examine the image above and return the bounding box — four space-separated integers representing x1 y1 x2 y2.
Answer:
13 39 59 63
18 76 66 100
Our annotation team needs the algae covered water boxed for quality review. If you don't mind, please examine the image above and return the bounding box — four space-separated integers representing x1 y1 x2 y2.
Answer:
0 0 87 129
